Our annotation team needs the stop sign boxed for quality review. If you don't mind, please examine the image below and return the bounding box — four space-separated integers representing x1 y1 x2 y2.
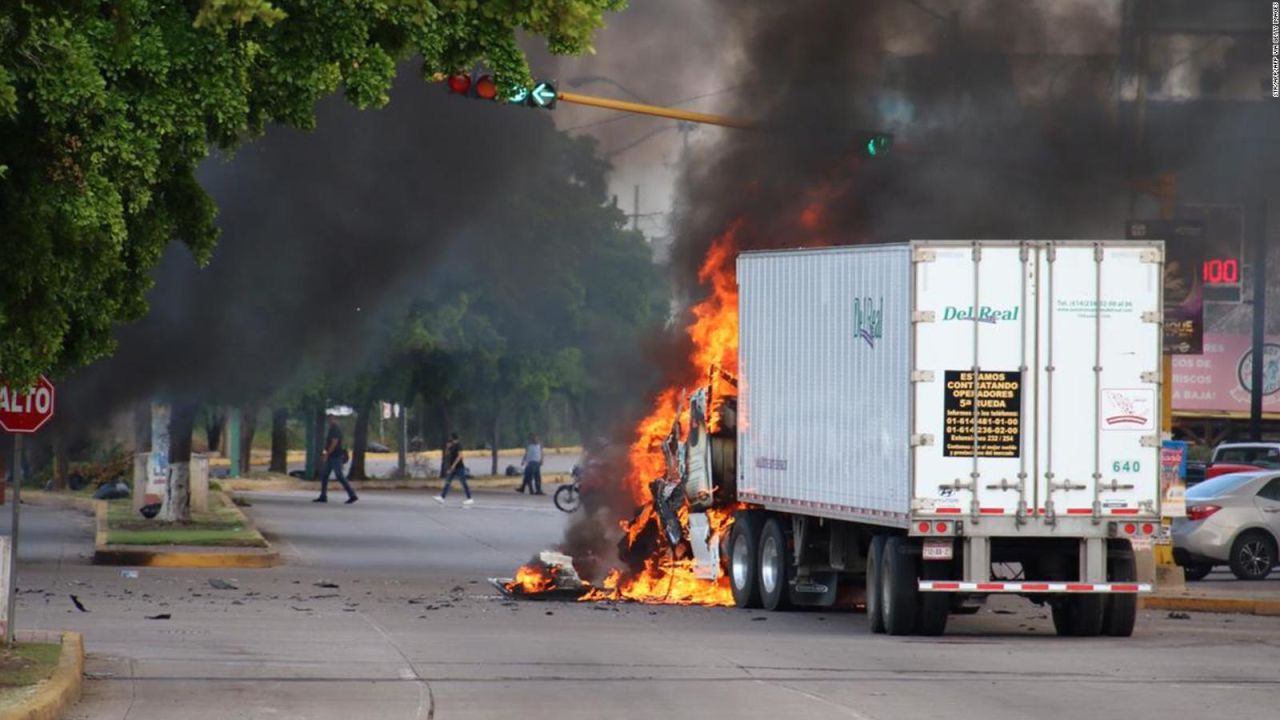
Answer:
0 376 55 433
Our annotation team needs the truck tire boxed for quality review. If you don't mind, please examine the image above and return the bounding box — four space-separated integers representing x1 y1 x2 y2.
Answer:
1103 549 1137 637
758 518 793 611
1228 530 1276 581
866 535 886 634
881 536 919 636
729 513 762 609
1053 595 1105 637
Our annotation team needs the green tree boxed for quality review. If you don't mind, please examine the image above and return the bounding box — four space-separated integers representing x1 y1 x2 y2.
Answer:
0 0 623 387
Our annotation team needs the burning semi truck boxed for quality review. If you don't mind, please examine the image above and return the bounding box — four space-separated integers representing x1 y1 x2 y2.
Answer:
511 240 1163 638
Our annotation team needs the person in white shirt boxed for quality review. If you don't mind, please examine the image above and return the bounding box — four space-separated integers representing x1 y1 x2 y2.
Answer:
518 433 544 495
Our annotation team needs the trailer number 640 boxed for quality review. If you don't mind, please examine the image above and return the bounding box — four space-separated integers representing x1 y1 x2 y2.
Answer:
1111 460 1141 473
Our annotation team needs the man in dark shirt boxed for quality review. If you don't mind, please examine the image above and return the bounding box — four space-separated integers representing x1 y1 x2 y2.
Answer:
435 432 474 506
315 414 358 504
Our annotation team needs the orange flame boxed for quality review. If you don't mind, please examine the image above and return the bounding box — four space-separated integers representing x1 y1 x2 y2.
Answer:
505 563 558 594
591 225 745 606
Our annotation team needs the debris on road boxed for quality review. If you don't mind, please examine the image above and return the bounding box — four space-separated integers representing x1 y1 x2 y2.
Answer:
492 551 593 601
1167 611 1191 620
314 581 340 589
145 613 171 620
208 578 238 590
70 594 89 612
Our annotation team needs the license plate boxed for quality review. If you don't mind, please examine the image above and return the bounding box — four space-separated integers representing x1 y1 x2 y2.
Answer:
923 539 953 561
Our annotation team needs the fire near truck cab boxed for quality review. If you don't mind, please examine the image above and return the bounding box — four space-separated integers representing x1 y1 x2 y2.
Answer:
680 241 1162 636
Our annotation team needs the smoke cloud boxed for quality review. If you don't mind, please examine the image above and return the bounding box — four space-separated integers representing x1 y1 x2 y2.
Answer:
562 0 1269 571
56 69 580 431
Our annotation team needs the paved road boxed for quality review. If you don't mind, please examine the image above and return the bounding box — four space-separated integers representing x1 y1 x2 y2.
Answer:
252 449 580 480
5 493 1280 719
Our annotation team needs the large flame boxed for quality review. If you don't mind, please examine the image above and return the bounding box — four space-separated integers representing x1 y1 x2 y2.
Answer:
505 220 764 606
578 226 743 606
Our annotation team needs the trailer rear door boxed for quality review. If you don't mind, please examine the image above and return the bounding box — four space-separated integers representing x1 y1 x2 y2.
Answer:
911 241 1163 522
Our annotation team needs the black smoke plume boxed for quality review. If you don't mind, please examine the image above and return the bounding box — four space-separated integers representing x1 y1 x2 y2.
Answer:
563 0 1266 573
54 70 578 433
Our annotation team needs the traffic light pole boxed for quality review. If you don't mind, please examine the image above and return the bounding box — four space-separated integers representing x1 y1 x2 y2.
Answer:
1249 199 1268 441
555 91 755 129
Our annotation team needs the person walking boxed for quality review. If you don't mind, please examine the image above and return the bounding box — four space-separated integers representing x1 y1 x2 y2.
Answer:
314 414 358 504
435 432 474 506
517 432 544 495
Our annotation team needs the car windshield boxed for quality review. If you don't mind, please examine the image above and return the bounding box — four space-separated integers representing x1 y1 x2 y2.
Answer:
1214 446 1280 468
1187 472 1261 499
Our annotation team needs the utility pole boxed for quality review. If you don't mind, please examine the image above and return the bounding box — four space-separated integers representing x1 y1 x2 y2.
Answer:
1249 199 1268 441
397 405 408 478
632 184 640 231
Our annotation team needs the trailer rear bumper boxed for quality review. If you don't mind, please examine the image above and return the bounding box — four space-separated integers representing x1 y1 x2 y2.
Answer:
918 581 1151 593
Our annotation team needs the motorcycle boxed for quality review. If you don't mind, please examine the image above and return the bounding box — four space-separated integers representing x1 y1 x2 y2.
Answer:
554 464 583 513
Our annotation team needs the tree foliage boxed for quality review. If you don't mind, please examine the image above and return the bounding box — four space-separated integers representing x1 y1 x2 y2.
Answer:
0 0 623 387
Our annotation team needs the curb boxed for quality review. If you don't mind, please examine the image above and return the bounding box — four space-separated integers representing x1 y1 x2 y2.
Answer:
0 631 85 720
92 495 280 569
1141 595 1280 617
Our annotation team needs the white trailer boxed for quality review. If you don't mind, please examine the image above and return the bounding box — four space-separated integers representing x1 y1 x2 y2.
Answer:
720 241 1162 636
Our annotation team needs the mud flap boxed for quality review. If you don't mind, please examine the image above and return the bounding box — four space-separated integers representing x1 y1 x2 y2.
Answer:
788 571 839 607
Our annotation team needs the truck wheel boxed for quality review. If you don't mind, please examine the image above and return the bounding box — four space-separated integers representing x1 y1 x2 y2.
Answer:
729 513 762 609
866 535 886 634
1228 530 1276 581
1103 551 1137 637
1052 595 1104 637
758 518 793 611
881 536 919 636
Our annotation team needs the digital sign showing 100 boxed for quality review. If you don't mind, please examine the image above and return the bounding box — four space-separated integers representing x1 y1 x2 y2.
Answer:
1202 257 1240 285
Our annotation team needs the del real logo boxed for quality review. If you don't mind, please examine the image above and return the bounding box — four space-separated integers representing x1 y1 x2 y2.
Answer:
943 305 1019 324
854 296 884 348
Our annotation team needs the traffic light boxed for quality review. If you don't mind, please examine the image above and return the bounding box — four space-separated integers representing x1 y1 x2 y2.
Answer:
444 72 556 110
859 133 893 157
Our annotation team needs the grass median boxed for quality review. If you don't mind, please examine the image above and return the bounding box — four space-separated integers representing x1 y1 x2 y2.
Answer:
0 642 61 710
104 493 267 548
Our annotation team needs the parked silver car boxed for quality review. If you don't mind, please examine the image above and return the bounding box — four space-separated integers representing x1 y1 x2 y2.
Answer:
1172 471 1280 581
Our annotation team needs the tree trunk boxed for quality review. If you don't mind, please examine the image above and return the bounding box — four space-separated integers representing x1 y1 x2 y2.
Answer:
269 408 289 474
350 398 371 480
239 405 258 475
437 401 451 477
489 403 502 477
162 401 197 523
51 435 69 491
203 409 225 454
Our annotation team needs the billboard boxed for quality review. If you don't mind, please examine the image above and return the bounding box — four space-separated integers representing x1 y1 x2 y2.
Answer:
1171 333 1280 415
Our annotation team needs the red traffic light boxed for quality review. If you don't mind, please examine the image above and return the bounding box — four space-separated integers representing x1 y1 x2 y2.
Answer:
446 74 472 94
474 75 498 100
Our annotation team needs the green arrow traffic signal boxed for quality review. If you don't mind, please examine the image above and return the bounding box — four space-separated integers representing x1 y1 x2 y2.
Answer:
864 134 892 157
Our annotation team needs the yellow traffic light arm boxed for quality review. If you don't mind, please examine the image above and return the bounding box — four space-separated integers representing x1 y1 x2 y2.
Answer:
555 90 755 130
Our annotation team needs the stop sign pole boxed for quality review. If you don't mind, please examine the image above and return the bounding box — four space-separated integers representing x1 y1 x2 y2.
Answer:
1 375 55 646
